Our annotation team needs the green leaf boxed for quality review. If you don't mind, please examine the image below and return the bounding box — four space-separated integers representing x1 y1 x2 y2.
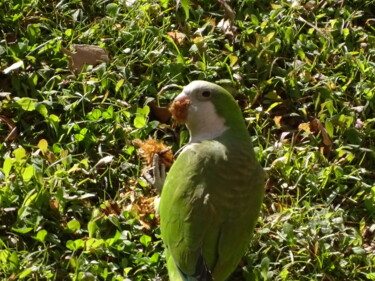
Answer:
35 229 48 243
279 268 289 279
88 108 102 120
19 267 34 279
67 219 81 232
22 165 34 182
261 256 270 274
65 28 73 37
251 14 259 26
74 133 85 142
106 3 119 17
140 235 151 247
13 147 27 161
11 227 33 234
137 105 150 116
16 97 36 111
115 79 124 92
27 24 41 45
23 190 37 206
36 103 48 117
180 0 190 19
265 31 275 42
88 238 105 250
352 247 365 255
102 106 114 119
297 48 305 60
266 102 282 113
88 221 98 238
283 222 294 236
325 120 334 138
106 230 121 246
3 157 13 178
342 28 350 39
285 27 293 44
160 0 169 8
134 105 150 128
66 239 84 250
150 252 160 263
9 251 19 271
38 139 48 155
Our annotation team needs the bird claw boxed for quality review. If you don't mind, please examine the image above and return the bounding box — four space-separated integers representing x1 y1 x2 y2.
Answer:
144 153 166 193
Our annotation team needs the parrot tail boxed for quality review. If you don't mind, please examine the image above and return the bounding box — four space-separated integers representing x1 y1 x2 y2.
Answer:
177 255 213 281
167 250 214 281
193 255 213 281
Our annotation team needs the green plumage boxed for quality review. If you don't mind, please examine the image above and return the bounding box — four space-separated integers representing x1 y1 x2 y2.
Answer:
159 81 265 281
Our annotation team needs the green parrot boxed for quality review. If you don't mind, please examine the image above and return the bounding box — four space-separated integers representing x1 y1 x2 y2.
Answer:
159 81 265 281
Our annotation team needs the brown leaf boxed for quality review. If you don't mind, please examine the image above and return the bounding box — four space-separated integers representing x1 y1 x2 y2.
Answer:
149 100 172 123
273 116 282 129
298 122 311 134
46 152 56 164
133 138 174 169
62 44 110 74
310 119 333 146
130 195 159 230
216 0 235 21
49 200 59 211
101 201 121 216
0 115 18 141
167 31 187 45
169 98 191 124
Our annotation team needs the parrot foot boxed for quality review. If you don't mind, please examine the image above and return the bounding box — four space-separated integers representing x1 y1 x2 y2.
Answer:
143 153 166 193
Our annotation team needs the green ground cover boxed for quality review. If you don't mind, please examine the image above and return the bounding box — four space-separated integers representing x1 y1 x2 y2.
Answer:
0 0 374 280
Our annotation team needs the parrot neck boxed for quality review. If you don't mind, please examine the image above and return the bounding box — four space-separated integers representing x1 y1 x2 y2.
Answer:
188 123 229 143
186 102 229 143
186 108 229 143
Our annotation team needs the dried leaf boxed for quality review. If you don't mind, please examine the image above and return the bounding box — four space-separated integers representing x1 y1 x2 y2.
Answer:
355 119 364 129
280 132 291 143
310 119 333 146
46 152 56 164
149 100 172 123
216 0 235 21
62 44 110 74
101 201 121 216
274 116 282 128
169 98 191 124
3 61 24 74
133 139 174 169
130 195 159 230
167 31 187 45
298 122 311 134
49 200 59 211
217 18 232 34
95 155 114 166
0 92 11 98
0 115 18 141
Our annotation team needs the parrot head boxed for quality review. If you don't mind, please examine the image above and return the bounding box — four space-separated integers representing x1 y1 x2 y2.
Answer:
169 80 246 143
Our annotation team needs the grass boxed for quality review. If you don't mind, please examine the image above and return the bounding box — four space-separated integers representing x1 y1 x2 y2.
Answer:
0 0 375 280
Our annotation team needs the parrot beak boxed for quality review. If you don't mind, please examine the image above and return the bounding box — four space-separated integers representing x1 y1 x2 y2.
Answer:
169 92 191 123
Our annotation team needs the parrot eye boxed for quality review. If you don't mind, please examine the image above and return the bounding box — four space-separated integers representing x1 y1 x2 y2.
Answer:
201 91 211 98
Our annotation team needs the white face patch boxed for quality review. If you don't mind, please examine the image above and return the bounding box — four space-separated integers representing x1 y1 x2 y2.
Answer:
186 101 228 143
